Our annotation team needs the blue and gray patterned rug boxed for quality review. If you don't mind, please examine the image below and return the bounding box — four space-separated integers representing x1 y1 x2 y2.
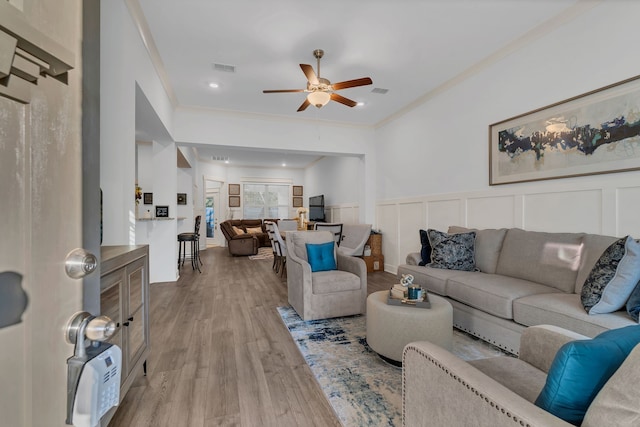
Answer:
277 306 507 427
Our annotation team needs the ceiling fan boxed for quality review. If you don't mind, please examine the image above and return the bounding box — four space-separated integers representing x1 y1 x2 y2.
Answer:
263 49 373 112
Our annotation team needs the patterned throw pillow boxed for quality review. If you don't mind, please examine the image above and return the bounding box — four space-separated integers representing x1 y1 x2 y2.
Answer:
246 226 263 234
581 236 640 314
426 229 476 271
418 229 431 266
232 226 245 235
626 280 640 322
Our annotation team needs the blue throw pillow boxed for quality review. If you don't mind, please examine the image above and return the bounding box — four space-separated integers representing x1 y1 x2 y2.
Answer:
626 279 640 322
419 229 431 266
535 325 640 425
306 241 337 272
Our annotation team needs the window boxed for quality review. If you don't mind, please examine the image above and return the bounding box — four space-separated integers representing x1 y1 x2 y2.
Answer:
243 183 290 219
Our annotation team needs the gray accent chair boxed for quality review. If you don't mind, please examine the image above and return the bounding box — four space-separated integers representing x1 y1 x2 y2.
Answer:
337 224 372 256
286 231 367 321
403 325 640 426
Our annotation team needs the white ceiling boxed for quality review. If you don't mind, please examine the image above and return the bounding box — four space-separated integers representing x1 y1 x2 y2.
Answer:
135 0 579 167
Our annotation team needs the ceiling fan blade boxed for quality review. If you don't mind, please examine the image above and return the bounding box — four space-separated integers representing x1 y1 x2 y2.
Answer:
300 64 319 85
331 77 373 91
330 93 357 108
297 98 311 112
263 89 305 93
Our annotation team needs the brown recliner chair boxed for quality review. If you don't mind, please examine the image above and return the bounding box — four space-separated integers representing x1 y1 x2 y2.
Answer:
220 220 260 256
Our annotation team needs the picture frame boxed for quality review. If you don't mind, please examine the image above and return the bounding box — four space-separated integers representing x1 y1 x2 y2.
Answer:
292 196 303 208
229 183 240 195
229 195 240 207
177 193 187 205
155 205 169 218
143 192 153 205
292 185 303 197
489 74 640 185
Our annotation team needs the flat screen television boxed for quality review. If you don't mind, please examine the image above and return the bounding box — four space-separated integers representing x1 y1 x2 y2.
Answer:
309 195 325 222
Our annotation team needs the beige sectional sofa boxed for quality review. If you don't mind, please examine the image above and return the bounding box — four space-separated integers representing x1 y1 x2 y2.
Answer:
397 226 637 354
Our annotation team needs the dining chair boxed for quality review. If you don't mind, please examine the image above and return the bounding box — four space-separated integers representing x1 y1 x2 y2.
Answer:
272 222 288 277
314 223 343 247
278 219 298 232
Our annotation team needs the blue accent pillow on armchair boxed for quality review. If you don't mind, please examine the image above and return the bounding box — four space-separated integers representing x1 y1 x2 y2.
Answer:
306 241 337 272
535 325 640 425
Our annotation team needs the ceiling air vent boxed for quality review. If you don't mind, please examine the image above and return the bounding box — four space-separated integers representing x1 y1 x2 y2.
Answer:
371 88 389 94
213 63 236 73
212 156 230 162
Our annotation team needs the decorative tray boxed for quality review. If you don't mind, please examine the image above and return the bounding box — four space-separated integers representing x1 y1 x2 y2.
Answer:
387 290 431 309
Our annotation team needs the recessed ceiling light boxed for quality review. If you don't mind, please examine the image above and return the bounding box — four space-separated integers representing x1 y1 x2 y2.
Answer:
356 102 365 107
282 163 286 167
224 160 229 164
209 82 219 88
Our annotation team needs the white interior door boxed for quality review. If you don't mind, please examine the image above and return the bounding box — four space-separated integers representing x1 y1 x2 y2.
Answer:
206 191 224 247
0 1 85 426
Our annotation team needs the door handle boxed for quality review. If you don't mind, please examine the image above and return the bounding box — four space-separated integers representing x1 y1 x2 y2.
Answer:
64 248 98 279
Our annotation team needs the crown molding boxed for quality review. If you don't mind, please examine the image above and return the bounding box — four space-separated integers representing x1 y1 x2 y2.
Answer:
125 0 179 108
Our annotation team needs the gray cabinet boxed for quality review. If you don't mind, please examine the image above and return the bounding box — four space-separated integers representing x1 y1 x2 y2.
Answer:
100 245 149 398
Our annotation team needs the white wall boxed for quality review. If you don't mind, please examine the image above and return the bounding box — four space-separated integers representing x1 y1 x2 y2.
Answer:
305 155 363 224
101 0 175 246
375 1 640 274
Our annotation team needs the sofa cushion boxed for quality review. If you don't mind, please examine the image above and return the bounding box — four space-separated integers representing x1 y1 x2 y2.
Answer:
513 293 635 338
306 242 337 272
312 270 360 294
581 236 640 314
397 264 473 296
427 229 476 271
495 228 583 293
232 225 246 235
469 356 547 403
245 226 263 234
535 325 640 425
419 229 431 266
582 344 640 427
446 273 559 319
574 234 618 293
448 226 507 274
626 280 640 322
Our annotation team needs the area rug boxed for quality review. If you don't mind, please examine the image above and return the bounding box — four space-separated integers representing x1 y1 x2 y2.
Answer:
248 247 273 260
277 306 508 427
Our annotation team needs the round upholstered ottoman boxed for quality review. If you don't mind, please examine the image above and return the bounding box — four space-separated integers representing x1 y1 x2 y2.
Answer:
366 290 453 363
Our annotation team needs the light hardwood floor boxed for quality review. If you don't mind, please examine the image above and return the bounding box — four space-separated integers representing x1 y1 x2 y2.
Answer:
109 246 395 427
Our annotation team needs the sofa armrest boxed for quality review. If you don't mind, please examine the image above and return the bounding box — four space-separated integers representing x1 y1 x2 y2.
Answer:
406 252 421 266
519 325 589 373
403 341 574 427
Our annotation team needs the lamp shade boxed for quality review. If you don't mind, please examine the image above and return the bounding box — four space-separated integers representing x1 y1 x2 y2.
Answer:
307 91 331 108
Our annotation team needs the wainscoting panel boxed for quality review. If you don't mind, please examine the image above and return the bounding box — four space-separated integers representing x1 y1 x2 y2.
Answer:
376 178 640 275
467 195 516 229
523 190 602 233
616 187 640 237
427 199 462 232
398 202 425 265
377 203 399 271
326 205 360 224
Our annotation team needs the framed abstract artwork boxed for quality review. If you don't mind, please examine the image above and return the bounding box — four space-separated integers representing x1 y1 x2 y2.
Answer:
293 185 303 197
155 205 169 218
229 195 240 207
490 75 640 185
292 197 303 208
177 193 187 205
143 192 153 205
229 184 240 195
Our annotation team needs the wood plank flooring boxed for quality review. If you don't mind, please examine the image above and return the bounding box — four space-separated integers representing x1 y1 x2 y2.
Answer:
109 247 396 427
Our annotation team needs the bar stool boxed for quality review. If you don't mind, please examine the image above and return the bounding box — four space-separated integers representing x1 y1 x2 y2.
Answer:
178 215 202 272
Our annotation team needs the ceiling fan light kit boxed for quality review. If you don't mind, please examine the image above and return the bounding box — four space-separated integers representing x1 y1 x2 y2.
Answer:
263 49 373 112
